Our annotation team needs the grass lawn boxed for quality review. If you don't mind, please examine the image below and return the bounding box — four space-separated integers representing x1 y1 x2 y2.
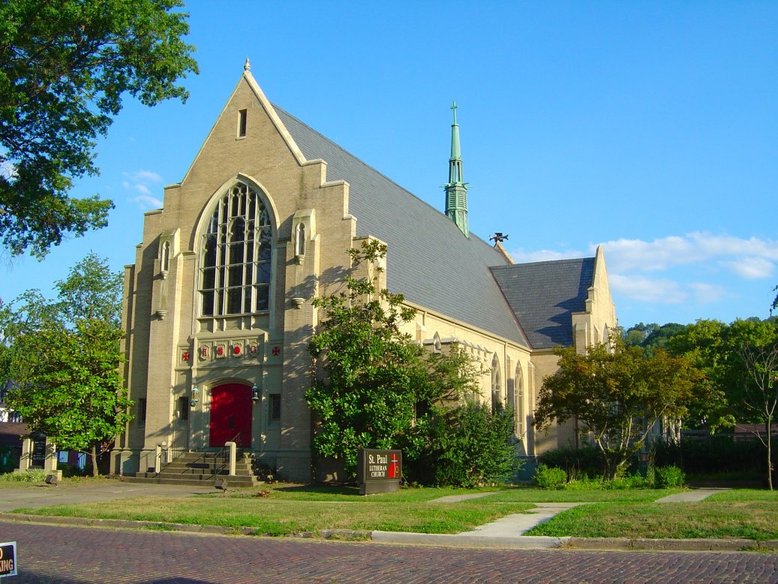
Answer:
527 489 778 540
11 480 777 540
12 483 534 536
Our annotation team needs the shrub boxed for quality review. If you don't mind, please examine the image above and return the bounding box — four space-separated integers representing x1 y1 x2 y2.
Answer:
656 465 685 488
645 464 656 488
534 464 567 489
564 476 604 490
538 445 604 478
604 473 650 490
402 402 521 487
0 469 47 482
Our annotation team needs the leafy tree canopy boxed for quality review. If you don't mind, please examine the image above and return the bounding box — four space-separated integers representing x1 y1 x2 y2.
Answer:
307 240 516 484
0 0 197 257
535 339 704 479
772 284 777 315
622 322 688 351
1 253 129 475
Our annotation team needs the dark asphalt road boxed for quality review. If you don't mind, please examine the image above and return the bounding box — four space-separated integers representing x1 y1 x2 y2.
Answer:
1 520 777 583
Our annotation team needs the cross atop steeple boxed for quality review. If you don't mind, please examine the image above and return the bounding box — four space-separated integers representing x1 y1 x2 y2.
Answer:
445 101 468 237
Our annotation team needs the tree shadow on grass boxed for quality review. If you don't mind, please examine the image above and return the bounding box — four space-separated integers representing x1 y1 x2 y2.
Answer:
272 483 360 496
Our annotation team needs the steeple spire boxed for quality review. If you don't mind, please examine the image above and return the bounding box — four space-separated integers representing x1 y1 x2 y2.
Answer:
445 101 469 236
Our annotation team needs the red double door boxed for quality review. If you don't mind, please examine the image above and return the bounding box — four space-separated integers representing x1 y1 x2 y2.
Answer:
209 383 252 447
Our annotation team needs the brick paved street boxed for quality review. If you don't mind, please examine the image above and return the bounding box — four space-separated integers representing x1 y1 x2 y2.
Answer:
1 520 777 583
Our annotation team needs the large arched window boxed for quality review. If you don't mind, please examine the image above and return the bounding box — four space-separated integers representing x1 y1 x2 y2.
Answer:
199 182 272 316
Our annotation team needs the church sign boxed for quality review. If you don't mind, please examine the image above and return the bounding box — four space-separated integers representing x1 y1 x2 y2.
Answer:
0 542 17 578
357 449 401 495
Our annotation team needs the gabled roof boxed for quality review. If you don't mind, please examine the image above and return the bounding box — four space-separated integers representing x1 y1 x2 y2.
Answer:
275 108 530 347
491 258 596 349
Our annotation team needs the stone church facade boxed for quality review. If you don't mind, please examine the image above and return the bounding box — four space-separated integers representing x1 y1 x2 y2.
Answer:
110 64 617 482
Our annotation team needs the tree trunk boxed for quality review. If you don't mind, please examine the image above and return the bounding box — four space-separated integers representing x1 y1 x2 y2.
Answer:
765 417 773 491
91 443 99 477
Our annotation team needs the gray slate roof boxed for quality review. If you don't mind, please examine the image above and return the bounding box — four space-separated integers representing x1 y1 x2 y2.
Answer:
490 258 595 349
275 107 530 347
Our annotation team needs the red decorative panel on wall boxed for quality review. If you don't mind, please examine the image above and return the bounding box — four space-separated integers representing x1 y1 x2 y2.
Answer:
209 384 252 447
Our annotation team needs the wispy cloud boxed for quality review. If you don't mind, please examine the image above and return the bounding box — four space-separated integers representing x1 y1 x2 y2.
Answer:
599 232 778 278
123 170 163 210
510 232 777 306
511 248 586 264
610 274 687 304
720 257 775 280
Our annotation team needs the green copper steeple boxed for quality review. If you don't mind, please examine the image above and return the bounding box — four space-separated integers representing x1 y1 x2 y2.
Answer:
445 101 469 236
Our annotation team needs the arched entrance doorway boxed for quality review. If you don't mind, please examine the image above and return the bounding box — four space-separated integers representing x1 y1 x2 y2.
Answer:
209 383 252 447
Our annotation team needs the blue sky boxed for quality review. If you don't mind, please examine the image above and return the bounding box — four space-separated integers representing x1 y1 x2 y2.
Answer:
1 1 777 328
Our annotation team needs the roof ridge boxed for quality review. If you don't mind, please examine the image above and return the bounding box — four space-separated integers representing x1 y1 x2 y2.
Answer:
272 104 500 254
494 256 595 270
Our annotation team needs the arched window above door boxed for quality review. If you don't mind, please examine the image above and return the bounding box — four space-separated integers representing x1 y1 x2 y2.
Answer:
199 181 273 317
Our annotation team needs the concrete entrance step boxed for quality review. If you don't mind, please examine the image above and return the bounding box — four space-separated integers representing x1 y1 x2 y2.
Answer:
132 450 259 487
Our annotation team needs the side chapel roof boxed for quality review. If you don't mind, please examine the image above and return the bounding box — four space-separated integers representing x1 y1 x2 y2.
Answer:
491 258 596 349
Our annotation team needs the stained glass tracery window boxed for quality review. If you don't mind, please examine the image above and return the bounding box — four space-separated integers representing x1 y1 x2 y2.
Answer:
199 182 272 316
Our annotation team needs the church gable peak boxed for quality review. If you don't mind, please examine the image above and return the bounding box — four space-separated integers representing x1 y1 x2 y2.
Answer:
180 62 308 185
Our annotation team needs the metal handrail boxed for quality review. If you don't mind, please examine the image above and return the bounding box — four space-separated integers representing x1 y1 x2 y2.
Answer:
214 432 241 475
180 433 240 476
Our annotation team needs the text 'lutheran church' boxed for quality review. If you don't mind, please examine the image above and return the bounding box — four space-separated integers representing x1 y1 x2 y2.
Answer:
111 62 617 482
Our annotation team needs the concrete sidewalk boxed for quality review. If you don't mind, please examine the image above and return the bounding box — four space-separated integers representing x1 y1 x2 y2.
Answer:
655 488 729 503
371 487 739 550
373 502 585 549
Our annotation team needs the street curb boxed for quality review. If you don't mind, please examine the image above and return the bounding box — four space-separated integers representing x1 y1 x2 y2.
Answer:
371 531 567 549
3 513 777 552
564 537 778 552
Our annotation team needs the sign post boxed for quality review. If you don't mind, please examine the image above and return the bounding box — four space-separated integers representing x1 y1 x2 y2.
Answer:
357 448 401 495
0 542 17 579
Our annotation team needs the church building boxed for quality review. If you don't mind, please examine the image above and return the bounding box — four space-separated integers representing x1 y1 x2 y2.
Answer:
111 63 617 482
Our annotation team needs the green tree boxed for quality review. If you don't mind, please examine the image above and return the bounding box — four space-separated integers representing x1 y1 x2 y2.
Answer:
401 401 520 487
535 339 703 479
0 0 197 257
622 322 688 351
1 253 129 475
736 341 778 490
307 241 490 480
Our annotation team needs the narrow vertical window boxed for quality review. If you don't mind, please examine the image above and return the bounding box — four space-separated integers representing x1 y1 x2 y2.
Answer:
269 394 281 422
160 241 170 273
178 396 189 421
491 356 502 414
516 364 525 436
137 398 147 427
238 109 247 137
294 223 305 257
